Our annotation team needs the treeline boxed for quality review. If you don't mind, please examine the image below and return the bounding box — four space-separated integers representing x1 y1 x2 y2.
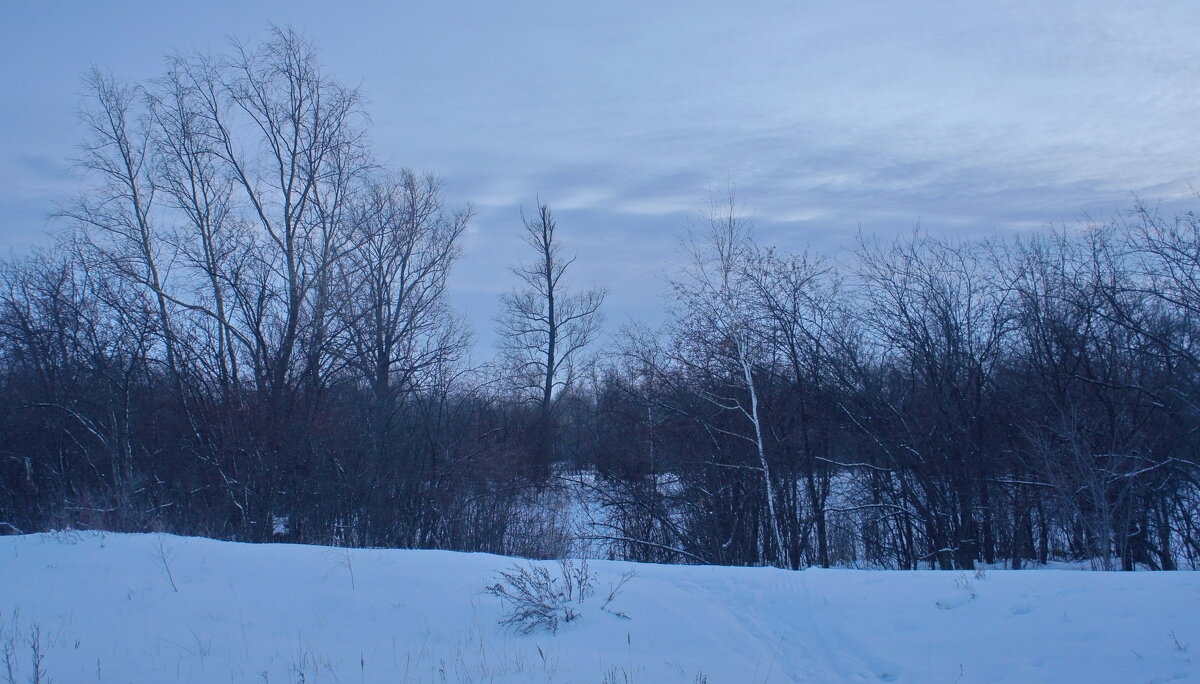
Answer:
1 29 1197 570
587 201 1200 571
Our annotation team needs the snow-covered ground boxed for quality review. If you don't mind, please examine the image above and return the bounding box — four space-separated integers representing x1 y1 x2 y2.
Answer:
1 533 1197 683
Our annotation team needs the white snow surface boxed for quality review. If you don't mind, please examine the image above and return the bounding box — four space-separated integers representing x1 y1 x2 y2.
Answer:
1 532 1197 683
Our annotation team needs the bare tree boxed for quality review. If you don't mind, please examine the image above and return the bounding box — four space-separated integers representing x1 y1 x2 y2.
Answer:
186 26 370 400
147 56 246 397
65 69 184 398
667 194 790 567
497 203 605 475
741 247 843 567
337 170 471 439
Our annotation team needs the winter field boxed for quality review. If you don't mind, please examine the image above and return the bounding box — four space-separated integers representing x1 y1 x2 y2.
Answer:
0 533 1196 683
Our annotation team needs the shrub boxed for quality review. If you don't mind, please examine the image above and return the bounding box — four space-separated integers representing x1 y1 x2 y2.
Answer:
484 559 595 634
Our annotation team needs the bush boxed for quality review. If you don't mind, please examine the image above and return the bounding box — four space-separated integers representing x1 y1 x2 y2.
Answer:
484 559 595 634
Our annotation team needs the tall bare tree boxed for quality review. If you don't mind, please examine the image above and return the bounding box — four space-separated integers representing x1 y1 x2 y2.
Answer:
497 203 605 475
668 195 790 567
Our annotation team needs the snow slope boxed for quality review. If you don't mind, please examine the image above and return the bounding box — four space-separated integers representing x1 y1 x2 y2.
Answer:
1 532 1197 683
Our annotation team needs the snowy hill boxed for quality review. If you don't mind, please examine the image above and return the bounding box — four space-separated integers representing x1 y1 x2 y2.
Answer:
1 533 1197 683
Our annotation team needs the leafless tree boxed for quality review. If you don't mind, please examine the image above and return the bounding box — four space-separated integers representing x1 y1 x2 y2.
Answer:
64 69 183 398
497 203 605 475
336 170 471 441
147 57 246 397
741 247 843 567
667 194 789 567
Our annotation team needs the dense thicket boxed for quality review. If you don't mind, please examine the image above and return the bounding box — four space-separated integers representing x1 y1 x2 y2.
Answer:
1 30 1197 570
586 200 1200 571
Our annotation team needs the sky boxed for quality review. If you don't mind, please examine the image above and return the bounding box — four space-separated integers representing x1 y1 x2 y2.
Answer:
4 1 1200 347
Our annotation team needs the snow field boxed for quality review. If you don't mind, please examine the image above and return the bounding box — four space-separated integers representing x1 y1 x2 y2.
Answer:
0 532 1197 683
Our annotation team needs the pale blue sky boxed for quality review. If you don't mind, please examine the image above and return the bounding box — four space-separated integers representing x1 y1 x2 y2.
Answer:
4 1 1200 342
